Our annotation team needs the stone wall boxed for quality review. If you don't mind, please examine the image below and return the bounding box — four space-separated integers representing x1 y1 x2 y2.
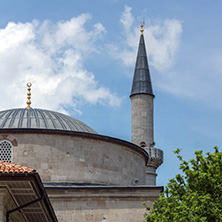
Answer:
47 186 163 222
0 133 147 186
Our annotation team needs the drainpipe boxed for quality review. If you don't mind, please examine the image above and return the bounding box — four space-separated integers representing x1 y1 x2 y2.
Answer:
6 194 45 222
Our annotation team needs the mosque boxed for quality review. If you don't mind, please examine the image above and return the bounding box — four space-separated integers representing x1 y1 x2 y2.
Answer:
0 24 163 222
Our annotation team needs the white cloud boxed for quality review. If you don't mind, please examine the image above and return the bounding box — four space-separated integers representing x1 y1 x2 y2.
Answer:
110 6 182 71
145 19 182 70
0 15 120 113
120 5 134 34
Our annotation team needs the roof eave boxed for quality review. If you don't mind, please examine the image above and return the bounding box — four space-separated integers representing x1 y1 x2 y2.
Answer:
130 92 155 98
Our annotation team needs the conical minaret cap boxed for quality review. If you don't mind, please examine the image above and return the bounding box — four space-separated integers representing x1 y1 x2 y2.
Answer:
130 32 154 97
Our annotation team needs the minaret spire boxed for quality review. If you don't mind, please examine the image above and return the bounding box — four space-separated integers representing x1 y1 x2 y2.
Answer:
130 23 154 98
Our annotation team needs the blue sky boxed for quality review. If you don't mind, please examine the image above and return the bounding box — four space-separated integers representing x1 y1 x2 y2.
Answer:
0 0 221 187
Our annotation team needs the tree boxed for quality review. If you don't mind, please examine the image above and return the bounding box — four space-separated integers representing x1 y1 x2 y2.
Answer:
145 147 222 222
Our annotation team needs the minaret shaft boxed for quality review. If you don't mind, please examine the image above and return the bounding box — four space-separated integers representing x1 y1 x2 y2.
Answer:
131 94 154 147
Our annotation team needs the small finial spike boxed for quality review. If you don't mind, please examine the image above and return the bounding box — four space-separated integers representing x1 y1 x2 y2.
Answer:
26 83 32 109
140 21 144 35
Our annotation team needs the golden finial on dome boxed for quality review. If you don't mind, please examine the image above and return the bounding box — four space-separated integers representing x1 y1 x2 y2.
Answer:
26 82 32 109
140 21 144 35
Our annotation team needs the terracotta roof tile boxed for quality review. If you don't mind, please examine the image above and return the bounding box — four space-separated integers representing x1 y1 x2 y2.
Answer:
0 161 36 173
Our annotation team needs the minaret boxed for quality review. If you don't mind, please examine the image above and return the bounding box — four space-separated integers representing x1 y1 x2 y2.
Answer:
130 23 163 185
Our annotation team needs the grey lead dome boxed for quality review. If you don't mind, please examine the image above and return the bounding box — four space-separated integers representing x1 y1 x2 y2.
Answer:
0 108 97 134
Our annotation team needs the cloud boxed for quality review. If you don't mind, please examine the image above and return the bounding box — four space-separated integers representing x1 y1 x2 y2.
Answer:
110 6 182 71
0 15 120 114
120 5 134 34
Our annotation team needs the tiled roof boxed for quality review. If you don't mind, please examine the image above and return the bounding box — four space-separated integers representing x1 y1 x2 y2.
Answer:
0 161 36 173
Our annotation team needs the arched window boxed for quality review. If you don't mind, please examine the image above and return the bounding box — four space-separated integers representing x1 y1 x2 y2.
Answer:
0 140 12 163
140 141 147 148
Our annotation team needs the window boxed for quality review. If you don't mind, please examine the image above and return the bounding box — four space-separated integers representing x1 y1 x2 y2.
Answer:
140 141 146 148
0 140 12 163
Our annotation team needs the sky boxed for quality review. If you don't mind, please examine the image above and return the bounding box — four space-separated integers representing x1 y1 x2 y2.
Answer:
0 0 222 187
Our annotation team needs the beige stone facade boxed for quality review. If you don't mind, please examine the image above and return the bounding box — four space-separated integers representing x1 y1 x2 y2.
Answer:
47 186 163 222
0 133 147 186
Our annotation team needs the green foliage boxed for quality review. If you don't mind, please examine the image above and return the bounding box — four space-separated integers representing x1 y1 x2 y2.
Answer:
145 147 222 222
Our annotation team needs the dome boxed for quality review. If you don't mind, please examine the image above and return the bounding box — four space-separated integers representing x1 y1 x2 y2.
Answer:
0 108 97 134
